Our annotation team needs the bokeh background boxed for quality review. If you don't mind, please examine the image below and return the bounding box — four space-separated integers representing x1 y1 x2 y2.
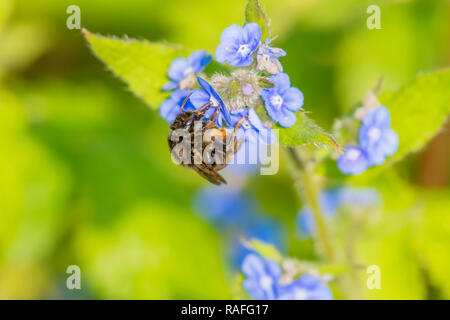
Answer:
0 0 449 299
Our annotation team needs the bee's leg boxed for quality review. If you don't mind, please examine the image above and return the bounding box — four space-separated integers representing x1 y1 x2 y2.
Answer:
216 136 244 168
224 114 248 145
180 93 192 112
224 115 247 164
197 102 212 113
233 137 244 154
204 110 220 129
232 115 248 135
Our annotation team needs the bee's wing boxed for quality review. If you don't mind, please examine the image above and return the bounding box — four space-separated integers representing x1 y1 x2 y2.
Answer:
191 164 227 185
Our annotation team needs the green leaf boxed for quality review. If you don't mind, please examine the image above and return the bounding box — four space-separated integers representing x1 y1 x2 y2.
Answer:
377 69 450 168
245 0 270 40
276 111 342 153
244 239 283 263
83 29 188 109
317 263 354 276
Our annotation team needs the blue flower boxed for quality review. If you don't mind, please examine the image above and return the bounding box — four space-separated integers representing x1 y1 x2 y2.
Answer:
232 108 276 145
296 208 316 237
256 39 286 74
296 191 340 237
359 106 399 165
189 76 232 126
229 218 286 269
278 274 333 300
228 108 276 167
338 187 380 207
193 186 286 269
162 50 212 91
159 89 194 123
192 186 255 229
319 191 341 215
337 145 369 175
242 253 281 300
216 23 261 67
260 73 304 127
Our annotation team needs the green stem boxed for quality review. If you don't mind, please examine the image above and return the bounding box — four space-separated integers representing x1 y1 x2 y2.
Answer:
287 147 335 262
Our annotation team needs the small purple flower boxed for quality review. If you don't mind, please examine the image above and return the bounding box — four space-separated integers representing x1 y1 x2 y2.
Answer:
359 106 399 165
159 89 194 123
337 145 369 175
260 73 304 127
242 83 255 96
189 76 232 126
162 50 212 91
242 253 281 300
216 23 261 67
278 274 333 300
256 39 286 74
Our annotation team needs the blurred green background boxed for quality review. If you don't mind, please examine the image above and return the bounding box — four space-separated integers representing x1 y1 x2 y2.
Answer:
0 0 449 299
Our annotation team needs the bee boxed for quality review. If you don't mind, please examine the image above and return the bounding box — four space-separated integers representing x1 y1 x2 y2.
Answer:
168 96 245 185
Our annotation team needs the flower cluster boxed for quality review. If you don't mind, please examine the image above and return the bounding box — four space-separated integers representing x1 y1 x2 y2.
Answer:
338 106 399 175
242 253 332 300
159 22 305 163
296 187 380 237
193 185 285 268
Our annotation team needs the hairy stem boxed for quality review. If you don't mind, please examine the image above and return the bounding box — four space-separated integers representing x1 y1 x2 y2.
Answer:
286 147 335 262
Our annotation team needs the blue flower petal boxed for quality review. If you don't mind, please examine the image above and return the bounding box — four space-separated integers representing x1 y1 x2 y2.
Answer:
242 23 262 51
271 47 286 58
197 76 232 125
241 253 281 300
242 254 268 278
220 24 243 44
167 58 188 82
278 274 333 300
187 50 212 73
189 88 210 108
159 89 191 123
270 73 291 92
258 127 276 145
162 81 178 92
282 87 304 111
363 105 391 128
337 146 369 175
380 128 399 156
216 23 260 67
216 42 239 65
247 108 264 129
277 109 297 127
